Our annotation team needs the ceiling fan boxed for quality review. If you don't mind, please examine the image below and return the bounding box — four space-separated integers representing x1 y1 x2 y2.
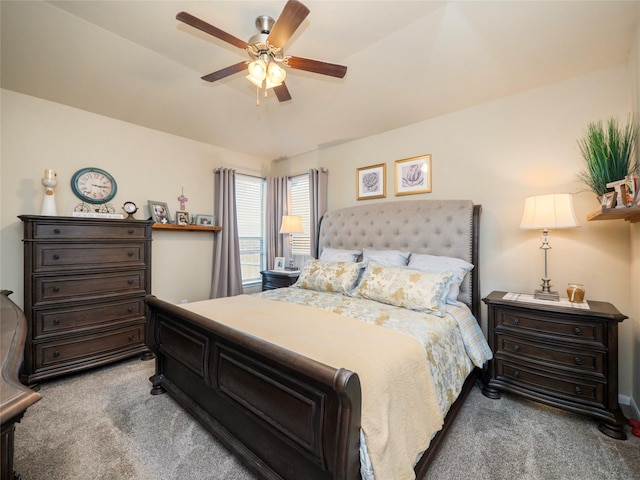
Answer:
176 0 347 104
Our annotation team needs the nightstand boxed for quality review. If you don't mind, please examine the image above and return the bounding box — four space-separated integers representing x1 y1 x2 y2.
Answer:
261 270 300 291
482 291 628 440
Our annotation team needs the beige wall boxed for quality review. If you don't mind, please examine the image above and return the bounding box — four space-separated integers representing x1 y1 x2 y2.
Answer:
273 65 638 403
0 89 268 306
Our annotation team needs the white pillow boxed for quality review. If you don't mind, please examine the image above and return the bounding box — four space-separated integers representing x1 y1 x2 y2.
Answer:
408 253 474 305
362 248 410 266
319 247 361 262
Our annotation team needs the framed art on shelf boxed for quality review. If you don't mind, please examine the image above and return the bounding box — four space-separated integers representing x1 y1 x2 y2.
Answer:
395 154 432 196
195 214 214 226
274 257 286 271
148 201 171 224
176 211 190 225
356 163 386 200
601 192 617 209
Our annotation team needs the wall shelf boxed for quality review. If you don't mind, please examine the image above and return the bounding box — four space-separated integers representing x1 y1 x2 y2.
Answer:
586 206 640 223
152 224 222 232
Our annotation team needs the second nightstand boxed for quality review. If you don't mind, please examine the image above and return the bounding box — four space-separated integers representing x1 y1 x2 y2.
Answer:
482 291 628 440
261 270 300 291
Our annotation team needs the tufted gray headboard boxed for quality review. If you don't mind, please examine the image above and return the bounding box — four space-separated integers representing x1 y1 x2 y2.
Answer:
318 199 481 320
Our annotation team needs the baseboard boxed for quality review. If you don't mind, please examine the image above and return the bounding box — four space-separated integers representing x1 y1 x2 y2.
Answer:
619 394 640 419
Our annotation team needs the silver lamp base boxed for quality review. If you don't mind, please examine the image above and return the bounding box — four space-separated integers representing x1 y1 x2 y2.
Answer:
534 289 559 301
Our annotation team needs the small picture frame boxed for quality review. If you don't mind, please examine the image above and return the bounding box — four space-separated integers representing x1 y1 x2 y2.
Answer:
195 214 214 226
274 256 286 271
395 154 432 196
176 211 190 225
601 191 617 209
356 163 386 200
148 200 171 224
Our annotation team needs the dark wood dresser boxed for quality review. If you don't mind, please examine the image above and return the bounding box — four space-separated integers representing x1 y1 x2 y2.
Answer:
482 291 628 439
1 290 41 480
260 269 300 291
19 215 152 386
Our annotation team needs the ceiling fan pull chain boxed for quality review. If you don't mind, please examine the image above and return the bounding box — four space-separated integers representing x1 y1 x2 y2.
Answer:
256 85 260 106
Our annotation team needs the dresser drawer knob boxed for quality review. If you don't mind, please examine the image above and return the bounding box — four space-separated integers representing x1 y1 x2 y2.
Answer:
53 351 60 358
128 335 134 342
127 251 134 257
128 279 134 285
513 318 519 325
574 356 582 365
574 327 582 336
54 228 61 234
128 307 134 313
513 344 520 352
52 286 60 293
53 254 60 260
128 229 134 234
575 386 582 395
53 319 60 325
512 370 520 378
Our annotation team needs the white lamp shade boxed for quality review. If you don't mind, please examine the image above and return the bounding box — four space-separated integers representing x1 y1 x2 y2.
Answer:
520 193 579 230
279 215 303 234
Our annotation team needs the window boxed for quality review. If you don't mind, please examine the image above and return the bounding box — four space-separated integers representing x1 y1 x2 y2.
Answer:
289 174 311 257
235 174 265 285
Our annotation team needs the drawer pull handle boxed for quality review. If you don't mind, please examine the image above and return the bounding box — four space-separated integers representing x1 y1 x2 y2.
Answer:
574 356 582 365
127 252 134 257
128 229 134 234
513 344 520 352
128 335 134 342
53 319 60 325
575 386 582 395
53 351 60 358
54 228 61 234
52 287 60 293
128 279 134 285
574 327 582 336
53 254 60 260
128 307 134 313
512 370 520 378
513 318 519 325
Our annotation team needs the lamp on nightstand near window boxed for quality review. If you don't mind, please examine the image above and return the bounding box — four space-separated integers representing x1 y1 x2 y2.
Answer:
520 193 578 301
279 215 303 270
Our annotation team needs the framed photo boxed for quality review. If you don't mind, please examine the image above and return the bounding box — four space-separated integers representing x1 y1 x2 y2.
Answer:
148 200 171 224
274 256 286 271
601 191 617 209
356 163 386 200
195 214 214 226
395 154 432 196
176 211 190 225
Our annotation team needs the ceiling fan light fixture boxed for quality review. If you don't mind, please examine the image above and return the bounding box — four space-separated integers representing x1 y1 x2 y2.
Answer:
247 59 267 83
267 62 286 86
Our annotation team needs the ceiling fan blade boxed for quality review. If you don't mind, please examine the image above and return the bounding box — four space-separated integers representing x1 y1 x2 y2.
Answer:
177 11 248 50
267 0 310 49
201 62 248 82
273 83 292 102
286 56 347 79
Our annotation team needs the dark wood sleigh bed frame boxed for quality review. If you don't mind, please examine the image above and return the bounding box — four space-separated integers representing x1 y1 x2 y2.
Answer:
145 200 482 480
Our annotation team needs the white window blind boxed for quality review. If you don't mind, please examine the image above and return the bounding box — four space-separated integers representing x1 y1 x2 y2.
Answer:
235 174 265 284
289 174 310 256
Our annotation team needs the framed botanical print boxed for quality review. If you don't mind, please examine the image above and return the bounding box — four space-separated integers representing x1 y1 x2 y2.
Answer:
356 163 386 200
395 154 432 196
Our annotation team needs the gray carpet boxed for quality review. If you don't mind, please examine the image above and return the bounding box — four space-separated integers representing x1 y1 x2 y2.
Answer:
14 357 640 480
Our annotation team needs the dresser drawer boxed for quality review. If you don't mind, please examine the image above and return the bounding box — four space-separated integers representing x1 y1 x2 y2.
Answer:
495 334 605 376
34 324 144 370
33 270 147 305
32 222 148 240
496 360 605 408
34 243 147 272
34 298 144 338
497 308 604 346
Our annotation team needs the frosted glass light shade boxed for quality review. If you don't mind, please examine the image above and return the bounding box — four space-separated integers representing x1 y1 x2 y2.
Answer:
520 193 578 230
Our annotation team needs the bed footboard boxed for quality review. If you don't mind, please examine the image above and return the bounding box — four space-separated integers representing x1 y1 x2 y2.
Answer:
145 295 362 480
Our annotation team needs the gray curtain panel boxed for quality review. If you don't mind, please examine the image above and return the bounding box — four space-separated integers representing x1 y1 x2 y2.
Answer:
265 176 288 270
210 168 243 298
309 168 328 258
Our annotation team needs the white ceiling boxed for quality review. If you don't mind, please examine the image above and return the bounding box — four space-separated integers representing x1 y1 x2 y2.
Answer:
2 1 639 161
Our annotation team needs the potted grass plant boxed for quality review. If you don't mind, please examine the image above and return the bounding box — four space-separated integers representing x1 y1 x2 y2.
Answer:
577 116 638 198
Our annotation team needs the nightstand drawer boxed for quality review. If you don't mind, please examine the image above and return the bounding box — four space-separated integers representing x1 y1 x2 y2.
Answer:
498 309 604 346
496 334 605 376
496 360 605 408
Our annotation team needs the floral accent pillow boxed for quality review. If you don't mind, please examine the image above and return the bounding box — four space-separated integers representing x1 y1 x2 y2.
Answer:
296 260 363 294
408 253 474 305
353 262 453 316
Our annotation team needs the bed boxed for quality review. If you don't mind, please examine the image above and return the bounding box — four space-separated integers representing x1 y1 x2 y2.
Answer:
145 199 490 480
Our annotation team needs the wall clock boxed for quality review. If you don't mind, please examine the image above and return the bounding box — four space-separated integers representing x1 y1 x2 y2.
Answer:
70 167 117 205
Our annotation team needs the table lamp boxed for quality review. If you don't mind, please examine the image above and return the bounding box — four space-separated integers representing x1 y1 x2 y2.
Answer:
279 215 303 270
520 193 578 300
